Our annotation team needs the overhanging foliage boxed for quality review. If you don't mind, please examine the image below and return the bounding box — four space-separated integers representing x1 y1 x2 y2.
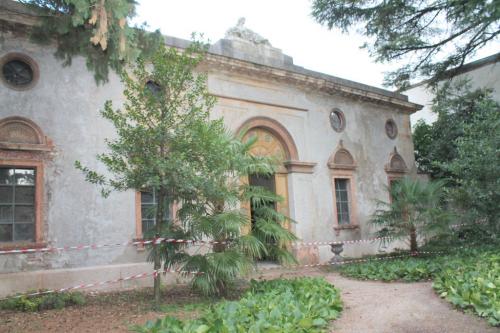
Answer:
311 0 500 88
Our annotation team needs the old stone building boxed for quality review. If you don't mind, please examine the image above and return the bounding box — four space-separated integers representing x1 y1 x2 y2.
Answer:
0 1 421 295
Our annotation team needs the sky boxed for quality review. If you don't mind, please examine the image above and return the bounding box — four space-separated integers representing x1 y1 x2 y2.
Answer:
133 0 499 91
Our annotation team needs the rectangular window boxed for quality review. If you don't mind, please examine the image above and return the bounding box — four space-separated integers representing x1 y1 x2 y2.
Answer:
335 178 350 225
140 191 170 237
0 167 36 242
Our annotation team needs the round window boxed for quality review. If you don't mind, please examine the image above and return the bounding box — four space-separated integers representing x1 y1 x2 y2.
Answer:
385 119 398 139
1 53 38 90
329 108 345 132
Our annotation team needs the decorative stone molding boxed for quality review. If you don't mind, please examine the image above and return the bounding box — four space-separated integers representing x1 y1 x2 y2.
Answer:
330 170 359 235
385 147 408 174
328 141 356 170
333 224 360 236
284 161 316 174
236 116 299 161
0 117 51 151
204 54 422 114
0 117 52 247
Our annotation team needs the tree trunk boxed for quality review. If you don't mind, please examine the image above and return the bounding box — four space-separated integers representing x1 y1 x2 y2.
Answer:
409 226 418 253
212 201 227 295
153 188 166 309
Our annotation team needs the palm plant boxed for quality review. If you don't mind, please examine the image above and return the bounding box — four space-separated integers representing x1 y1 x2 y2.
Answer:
153 122 297 296
372 177 450 252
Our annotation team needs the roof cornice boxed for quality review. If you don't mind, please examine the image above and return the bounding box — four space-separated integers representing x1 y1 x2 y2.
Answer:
203 53 422 113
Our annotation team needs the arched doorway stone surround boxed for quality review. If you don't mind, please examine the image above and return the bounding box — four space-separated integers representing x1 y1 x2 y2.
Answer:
236 116 317 263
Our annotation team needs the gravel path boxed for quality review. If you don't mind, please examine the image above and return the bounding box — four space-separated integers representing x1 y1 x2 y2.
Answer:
325 273 499 333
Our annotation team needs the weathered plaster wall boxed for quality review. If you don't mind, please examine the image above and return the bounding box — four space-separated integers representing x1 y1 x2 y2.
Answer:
0 32 145 273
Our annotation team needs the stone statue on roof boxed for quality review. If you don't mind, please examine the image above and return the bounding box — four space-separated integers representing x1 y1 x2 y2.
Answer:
225 17 272 46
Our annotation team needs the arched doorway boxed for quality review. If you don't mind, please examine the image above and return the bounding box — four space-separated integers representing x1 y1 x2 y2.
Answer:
237 117 299 233
243 128 290 226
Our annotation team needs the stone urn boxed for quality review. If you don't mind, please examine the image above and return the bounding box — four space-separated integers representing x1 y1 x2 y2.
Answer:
329 243 344 264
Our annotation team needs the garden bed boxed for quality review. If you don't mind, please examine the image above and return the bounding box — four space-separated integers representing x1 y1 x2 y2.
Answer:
0 284 235 333
134 277 343 333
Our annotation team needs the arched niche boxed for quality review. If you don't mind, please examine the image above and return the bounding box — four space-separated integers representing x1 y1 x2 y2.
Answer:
328 141 356 170
0 117 50 151
237 116 299 162
237 116 315 174
243 127 288 165
385 147 408 173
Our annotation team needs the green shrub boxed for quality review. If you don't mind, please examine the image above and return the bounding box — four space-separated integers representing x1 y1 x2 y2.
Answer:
0 291 85 312
134 277 343 333
339 249 499 326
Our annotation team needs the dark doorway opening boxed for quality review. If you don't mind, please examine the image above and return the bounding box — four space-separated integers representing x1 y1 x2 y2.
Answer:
249 173 276 226
249 174 277 261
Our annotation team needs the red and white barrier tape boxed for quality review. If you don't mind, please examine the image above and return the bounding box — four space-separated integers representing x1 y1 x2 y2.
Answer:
256 253 417 271
294 236 391 247
1 250 448 300
0 236 397 256
0 238 229 255
0 232 468 257
257 250 449 272
0 268 202 301
450 221 487 229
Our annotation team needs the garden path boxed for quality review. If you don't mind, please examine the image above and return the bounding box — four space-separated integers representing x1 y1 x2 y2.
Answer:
324 272 499 333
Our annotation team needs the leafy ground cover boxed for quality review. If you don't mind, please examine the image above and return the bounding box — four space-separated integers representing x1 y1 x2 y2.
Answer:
134 277 343 333
339 249 499 326
433 251 499 326
0 291 85 312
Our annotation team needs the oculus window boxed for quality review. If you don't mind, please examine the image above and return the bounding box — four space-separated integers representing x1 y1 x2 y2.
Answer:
1 54 38 90
329 109 346 132
385 119 398 139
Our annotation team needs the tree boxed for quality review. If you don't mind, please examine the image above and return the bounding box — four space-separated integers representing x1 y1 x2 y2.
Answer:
77 40 297 303
76 40 215 306
372 177 450 252
311 0 500 89
444 98 500 233
413 80 496 180
21 0 162 83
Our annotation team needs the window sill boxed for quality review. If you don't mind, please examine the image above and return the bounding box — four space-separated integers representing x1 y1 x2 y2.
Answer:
0 242 47 251
334 225 359 235
334 225 359 230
